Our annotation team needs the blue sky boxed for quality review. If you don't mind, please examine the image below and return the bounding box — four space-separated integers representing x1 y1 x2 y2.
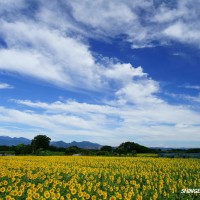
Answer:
0 0 200 147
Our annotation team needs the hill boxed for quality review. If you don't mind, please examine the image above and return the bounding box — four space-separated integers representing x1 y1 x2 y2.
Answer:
51 141 102 149
0 136 31 146
0 136 102 149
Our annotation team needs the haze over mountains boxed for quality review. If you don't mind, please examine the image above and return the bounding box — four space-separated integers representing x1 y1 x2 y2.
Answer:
0 136 102 149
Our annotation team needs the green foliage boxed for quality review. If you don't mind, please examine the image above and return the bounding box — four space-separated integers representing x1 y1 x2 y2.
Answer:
100 145 113 152
14 144 32 155
115 141 152 154
80 149 91 156
48 145 65 152
186 148 200 153
96 151 109 156
36 150 64 156
0 151 15 155
65 146 81 155
31 135 51 154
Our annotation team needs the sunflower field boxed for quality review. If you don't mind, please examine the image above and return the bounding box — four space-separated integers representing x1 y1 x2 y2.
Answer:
0 156 199 200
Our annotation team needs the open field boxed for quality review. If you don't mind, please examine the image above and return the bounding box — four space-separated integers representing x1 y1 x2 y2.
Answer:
0 156 199 200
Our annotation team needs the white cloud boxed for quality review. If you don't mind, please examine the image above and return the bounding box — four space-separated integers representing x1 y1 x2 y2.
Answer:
0 83 13 89
163 22 200 44
66 0 200 47
102 62 161 105
185 95 200 103
0 20 103 90
105 64 146 84
13 99 117 115
0 49 67 85
151 2 188 23
1 0 200 50
115 79 161 105
172 52 186 57
68 0 137 35
2 98 197 146
184 85 200 90
165 92 200 105
163 22 184 39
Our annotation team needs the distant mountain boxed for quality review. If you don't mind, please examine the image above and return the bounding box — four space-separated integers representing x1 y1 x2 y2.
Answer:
50 141 67 148
0 136 102 149
0 136 31 146
51 141 102 149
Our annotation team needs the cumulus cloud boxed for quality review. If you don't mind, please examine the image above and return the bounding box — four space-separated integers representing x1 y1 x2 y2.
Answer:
115 82 161 105
102 63 161 104
104 64 146 84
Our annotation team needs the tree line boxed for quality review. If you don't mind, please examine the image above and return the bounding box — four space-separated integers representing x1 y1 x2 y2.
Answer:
1 135 199 156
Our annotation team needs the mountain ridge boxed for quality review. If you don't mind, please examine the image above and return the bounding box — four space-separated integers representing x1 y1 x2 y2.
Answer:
0 136 102 149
